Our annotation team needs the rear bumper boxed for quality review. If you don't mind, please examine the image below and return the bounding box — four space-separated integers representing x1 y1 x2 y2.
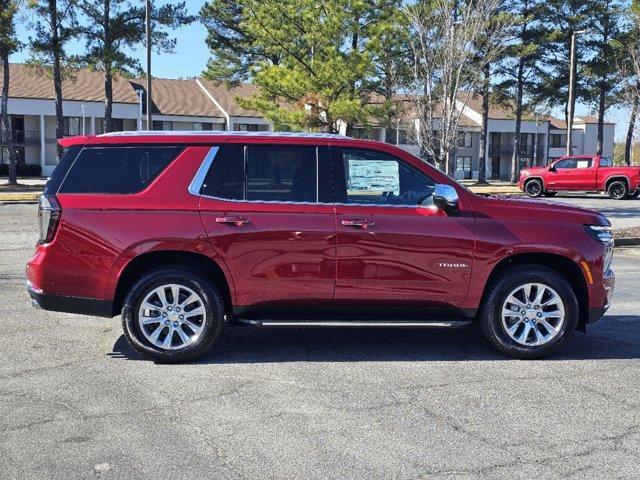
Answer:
28 283 114 317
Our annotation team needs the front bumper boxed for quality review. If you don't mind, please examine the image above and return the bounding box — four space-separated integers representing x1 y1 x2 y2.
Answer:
27 282 114 317
587 268 615 324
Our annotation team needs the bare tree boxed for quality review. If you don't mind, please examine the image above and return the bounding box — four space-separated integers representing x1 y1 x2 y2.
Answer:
406 0 511 175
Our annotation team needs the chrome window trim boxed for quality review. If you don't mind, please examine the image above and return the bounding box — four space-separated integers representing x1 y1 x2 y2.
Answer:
188 146 220 196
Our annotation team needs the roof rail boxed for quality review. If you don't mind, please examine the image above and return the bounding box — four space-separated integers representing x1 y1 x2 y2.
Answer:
98 130 350 139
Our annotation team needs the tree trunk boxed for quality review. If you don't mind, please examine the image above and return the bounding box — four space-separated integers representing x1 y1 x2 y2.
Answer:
50 0 64 160
1 54 17 184
476 63 490 185
596 81 606 156
103 0 113 133
510 60 524 184
625 93 638 166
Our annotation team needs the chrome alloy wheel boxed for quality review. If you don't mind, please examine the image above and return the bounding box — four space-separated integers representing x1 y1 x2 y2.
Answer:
501 283 565 347
138 284 206 350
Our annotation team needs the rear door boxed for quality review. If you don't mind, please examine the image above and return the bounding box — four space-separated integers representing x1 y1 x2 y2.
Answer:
197 142 336 312
332 147 475 308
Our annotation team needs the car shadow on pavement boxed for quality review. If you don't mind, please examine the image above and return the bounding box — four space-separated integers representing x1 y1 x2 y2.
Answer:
109 314 640 363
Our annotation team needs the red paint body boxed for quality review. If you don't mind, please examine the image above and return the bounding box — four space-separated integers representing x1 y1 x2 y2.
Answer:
519 155 640 193
27 134 614 321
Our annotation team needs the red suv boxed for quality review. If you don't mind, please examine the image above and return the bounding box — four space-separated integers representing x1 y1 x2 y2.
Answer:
27 132 615 362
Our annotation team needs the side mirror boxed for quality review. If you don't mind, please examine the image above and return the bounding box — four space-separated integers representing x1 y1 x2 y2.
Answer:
433 184 459 214
548 165 556 172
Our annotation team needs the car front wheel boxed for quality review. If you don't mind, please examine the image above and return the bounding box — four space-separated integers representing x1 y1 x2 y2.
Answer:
122 267 224 363
479 266 578 359
524 179 543 197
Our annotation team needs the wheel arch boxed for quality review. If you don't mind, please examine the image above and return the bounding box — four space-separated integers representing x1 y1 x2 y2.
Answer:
524 176 545 189
605 175 630 190
479 252 589 330
112 250 234 317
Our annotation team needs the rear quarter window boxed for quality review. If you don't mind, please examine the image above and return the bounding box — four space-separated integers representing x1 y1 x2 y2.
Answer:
58 146 184 194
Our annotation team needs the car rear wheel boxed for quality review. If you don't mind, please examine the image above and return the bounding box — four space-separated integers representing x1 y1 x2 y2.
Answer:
524 179 543 197
122 267 224 363
479 266 578 359
627 190 640 199
607 180 628 200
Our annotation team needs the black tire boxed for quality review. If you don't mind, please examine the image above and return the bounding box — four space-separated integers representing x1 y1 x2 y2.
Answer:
479 266 579 359
121 267 224 363
524 179 543 197
627 190 640 199
543 191 558 197
607 180 628 200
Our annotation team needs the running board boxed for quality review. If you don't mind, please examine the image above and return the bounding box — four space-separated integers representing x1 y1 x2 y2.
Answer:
235 319 472 328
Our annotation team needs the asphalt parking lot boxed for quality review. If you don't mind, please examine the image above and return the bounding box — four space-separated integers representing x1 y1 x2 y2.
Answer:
1 203 639 480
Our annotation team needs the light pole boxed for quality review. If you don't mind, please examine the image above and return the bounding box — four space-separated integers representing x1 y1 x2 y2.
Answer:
566 29 588 156
533 113 539 166
145 0 152 130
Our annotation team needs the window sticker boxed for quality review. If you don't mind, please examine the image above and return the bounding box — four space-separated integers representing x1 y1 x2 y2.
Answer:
347 159 400 195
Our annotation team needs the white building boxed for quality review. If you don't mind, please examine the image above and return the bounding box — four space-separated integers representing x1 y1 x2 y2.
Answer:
1 64 270 176
351 96 616 181
1 64 615 180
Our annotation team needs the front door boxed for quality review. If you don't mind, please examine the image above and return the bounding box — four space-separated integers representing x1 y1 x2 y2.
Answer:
547 157 596 190
198 143 336 311
332 147 475 309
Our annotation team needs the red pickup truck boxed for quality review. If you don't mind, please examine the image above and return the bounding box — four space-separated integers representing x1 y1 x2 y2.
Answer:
519 155 640 199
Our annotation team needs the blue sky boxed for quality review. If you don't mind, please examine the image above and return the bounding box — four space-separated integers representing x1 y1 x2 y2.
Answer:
10 0 631 141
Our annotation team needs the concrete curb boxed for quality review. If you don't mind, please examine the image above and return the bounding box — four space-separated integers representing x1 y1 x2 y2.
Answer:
615 237 640 247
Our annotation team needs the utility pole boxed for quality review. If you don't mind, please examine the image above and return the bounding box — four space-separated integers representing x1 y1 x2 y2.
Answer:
533 113 539 166
145 0 152 130
566 29 588 156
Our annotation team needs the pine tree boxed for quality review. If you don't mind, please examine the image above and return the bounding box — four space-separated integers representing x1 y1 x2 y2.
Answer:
0 0 20 184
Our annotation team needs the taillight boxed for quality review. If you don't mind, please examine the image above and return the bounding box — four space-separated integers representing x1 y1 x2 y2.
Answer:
37 195 61 245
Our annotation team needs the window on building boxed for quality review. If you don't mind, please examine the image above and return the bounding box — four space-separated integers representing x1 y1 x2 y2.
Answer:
100 118 124 133
458 132 473 148
352 127 380 141
549 134 565 148
456 156 472 172
384 127 417 145
63 117 81 136
59 146 184 194
152 121 173 131
233 123 269 132
193 122 214 131
335 148 436 206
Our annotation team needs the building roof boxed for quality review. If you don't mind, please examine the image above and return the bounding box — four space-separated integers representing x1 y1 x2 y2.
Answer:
130 78 224 119
2 63 140 104
574 115 615 126
197 80 264 117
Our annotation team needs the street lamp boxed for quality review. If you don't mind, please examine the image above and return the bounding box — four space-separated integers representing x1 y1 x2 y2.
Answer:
145 0 152 130
566 29 588 156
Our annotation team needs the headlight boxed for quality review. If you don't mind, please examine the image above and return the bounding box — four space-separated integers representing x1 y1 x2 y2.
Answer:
585 225 614 272
584 225 613 244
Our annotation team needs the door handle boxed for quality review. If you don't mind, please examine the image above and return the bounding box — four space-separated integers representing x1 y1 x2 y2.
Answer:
341 219 375 228
215 216 250 226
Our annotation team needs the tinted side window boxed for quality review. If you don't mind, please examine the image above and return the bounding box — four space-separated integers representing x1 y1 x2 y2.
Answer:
555 158 577 169
246 145 317 202
59 146 183 194
334 148 436 206
44 145 82 195
600 156 613 167
200 144 244 199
